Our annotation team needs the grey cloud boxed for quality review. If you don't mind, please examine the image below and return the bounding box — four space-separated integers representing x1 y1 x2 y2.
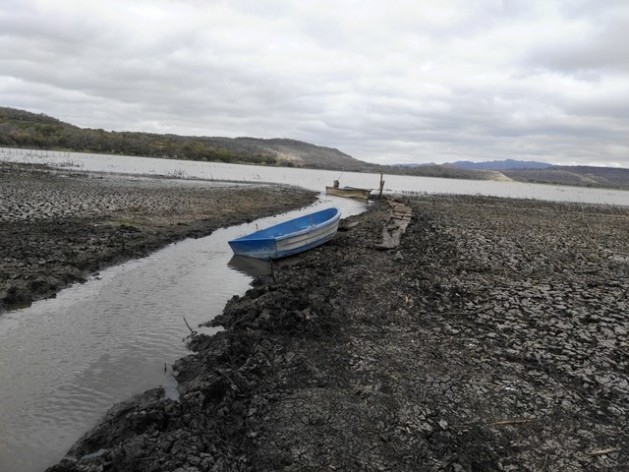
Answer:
524 2 629 73
1 0 628 167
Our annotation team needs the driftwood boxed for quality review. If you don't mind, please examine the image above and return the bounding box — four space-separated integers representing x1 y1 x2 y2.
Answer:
488 418 536 426
374 199 413 250
589 447 621 457
182 316 198 341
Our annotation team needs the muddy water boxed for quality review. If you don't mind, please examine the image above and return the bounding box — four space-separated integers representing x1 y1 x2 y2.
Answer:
0 192 365 472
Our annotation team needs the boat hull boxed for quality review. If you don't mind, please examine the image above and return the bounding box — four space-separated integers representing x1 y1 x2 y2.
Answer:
325 186 371 200
228 207 341 260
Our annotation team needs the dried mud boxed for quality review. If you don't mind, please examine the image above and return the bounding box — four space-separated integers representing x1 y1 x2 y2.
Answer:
0 162 316 312
47 194 629 472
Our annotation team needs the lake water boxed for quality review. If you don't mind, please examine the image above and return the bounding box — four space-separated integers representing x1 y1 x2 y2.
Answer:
0 149 627 472
2 147 629 206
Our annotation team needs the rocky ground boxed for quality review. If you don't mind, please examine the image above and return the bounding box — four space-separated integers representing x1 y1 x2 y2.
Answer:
0 162 316 312
45 193 628 471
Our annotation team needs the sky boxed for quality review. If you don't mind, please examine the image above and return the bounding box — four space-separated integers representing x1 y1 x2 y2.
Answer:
1 0 628 167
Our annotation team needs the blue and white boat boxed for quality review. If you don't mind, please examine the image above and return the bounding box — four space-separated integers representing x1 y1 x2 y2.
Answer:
228 207 341 260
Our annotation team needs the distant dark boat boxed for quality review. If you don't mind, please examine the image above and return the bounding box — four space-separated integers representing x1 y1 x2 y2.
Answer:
228 207 341 260
325 186 371 201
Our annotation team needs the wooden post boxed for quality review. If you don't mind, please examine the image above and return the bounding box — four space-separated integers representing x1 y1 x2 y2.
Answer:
378 173 385 199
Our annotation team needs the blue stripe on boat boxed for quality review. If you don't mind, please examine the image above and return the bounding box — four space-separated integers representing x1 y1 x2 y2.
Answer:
228 207 341 260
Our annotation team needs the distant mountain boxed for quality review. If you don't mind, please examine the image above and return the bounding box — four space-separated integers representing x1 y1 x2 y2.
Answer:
229 137 367 171
3 107 629 190
383 163 506 181
449 159 552 170
502 166 629 190
0 107 365 171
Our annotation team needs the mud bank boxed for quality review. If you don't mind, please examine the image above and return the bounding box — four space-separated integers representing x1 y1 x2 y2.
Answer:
48 195 628 471
0 162 316 312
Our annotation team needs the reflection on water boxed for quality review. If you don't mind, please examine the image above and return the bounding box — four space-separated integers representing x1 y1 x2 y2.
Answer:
228 255 273 279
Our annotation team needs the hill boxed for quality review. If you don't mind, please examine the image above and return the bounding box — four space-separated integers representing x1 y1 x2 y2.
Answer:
2 107 628 190
0 107 366 170
502 165 629 190
443 158 629 190
450 159 552 170
0 107 497 180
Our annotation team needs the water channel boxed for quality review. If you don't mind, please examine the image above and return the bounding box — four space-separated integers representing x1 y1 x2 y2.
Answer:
0 149 627 471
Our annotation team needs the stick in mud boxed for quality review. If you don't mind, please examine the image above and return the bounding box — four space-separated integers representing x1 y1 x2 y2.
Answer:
182 317 197 338
589 448 621 457
488 418 537 427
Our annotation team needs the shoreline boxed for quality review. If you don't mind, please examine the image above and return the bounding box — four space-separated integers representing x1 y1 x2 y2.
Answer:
0 162 317 313
47 193 628 471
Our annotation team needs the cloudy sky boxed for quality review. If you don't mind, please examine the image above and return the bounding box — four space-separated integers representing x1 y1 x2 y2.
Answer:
1 0 628 166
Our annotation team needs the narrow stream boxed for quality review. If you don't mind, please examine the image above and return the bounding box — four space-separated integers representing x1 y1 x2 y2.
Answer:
0 195 366 472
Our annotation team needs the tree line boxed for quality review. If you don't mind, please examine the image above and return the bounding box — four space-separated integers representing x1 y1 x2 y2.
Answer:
0 107 279 165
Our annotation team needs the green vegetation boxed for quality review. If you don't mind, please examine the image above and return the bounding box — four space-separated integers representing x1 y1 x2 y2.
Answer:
0 107 278 165
0 107 489 178
3 107 628 190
